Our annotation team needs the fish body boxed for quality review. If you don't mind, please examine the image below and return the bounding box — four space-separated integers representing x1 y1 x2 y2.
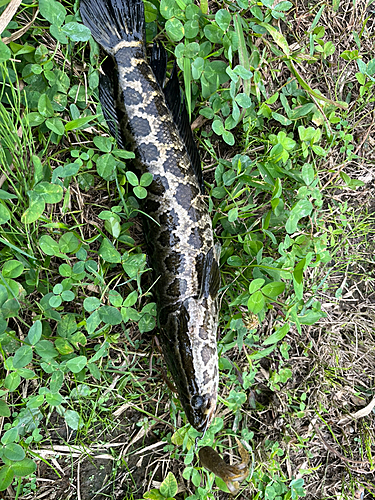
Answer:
80 0 220 431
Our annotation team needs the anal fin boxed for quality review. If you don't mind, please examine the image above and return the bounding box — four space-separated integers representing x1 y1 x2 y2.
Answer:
199 246 221 300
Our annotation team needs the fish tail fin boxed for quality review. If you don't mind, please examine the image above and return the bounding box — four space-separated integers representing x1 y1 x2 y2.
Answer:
80 0 145 54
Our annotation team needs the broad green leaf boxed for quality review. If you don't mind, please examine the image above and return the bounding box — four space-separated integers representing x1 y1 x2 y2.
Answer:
0 204 10 224
84 297 101 312
261 281 285 297
96 153 117 180
86 310 101 335
33 182 63 203
11 458 37 477
39 0 66 26
62 22 91 42
64 409 82 430
45 117 65 135
1 299 20 318
45 393 63 406
235 93 252 108
0 41 11 63
286 200 313 234
249 278 265 294
2 260 24 279
204 24 224 44
21 193 45 224
166 18 184 42
215 9 231 31
262 323 289 345
140 172 153 187
160 472 178 498
0 284 8 307
57 313 77 337
50 370 64 392
66 356 87 373
223 130 235 145
55 337 74 355
0 466 14 492
98 306 122 325
65 114 99 131
39 235 60 256
0 400 10 417
99 238 121 263
301 163 315 185
259 22 290 55
133 186 147 199
125 171 139 186
160 0 177 19
212 119 224 135
4 443 25 461
4 372 21 392
185 19 199 38
138 314 155 333
59 232 80 253
34 340 58 360
13 345 33 369
93 136 113 153
1 427 18 445
247 290 265 314
144 0 158 22
143 489 165 500
38 94 54 118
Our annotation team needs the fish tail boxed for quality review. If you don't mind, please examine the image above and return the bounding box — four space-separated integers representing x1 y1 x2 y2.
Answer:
80 0 145 54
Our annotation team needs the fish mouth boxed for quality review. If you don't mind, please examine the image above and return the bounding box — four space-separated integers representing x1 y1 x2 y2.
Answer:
188 396 216 433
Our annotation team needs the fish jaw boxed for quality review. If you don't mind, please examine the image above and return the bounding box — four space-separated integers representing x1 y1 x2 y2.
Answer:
160 296 219 431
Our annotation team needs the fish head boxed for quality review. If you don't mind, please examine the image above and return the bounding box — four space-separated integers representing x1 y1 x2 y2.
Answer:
160 297 219 432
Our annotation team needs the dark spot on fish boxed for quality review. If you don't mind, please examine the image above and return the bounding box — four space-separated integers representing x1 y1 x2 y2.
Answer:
167 277 187 297
130 116 151 137
158 229 180 247
146 198 160 214
150 176 168 196
188 227 202 248
202 222 211 234
155 126 170 143
203 370 211 385
191 395 204 409
164 252 184 272
159 208 179 227
137 60 156 81
199 327 208 341
139 143 159 161
122 88 143 105
202 345 214 364
177 183 198 211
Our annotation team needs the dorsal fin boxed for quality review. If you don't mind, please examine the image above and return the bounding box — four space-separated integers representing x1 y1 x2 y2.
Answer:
163 63 203 193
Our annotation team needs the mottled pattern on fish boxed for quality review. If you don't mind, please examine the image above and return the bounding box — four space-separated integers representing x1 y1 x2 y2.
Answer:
80 0 220 431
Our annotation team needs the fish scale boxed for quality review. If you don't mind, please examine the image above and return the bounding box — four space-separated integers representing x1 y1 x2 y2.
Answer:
80 0 220 431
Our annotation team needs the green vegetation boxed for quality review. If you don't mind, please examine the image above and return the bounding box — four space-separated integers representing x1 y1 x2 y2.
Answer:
0 0 374 498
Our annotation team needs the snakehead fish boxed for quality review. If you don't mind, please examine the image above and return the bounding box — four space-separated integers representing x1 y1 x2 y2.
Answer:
80 0 220 431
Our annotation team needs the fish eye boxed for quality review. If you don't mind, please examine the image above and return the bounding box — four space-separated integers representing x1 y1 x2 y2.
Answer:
191 395 204 409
